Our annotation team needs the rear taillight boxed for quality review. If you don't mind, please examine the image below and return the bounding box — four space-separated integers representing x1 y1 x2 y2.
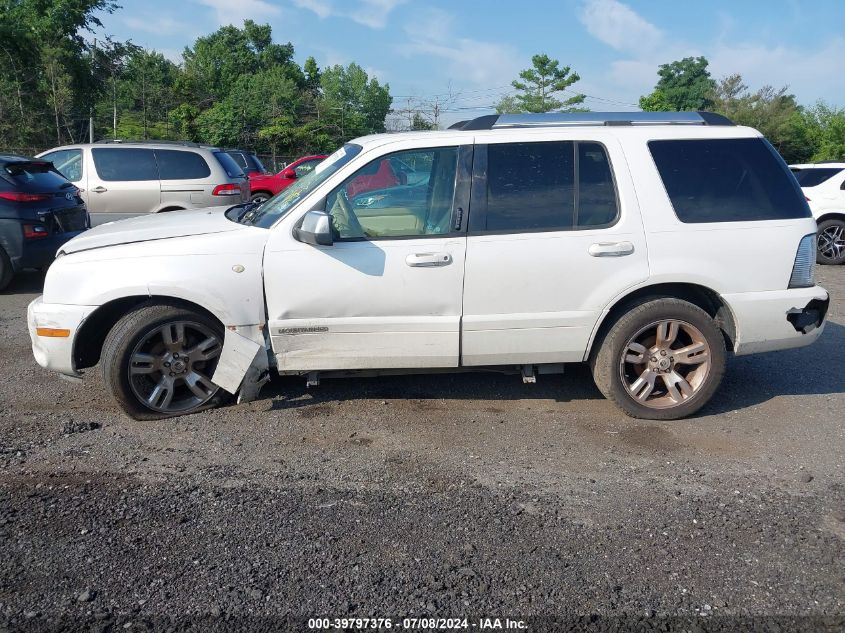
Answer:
0 192 52 202
23 223 49 239
212 184 241 196
788 234 816 289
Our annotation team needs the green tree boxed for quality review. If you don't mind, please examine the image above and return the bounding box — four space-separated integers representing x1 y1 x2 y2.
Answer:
182 20 300 103
640 56 716 112
116 49 179 139
803 102 845 161
320 63 392 142
496 53 585 113
710 75 811 163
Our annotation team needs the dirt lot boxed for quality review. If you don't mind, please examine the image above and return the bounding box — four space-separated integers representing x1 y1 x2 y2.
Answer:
1 267 844 632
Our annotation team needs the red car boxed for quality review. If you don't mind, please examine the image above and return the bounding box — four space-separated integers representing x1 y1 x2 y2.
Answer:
248 155 327 204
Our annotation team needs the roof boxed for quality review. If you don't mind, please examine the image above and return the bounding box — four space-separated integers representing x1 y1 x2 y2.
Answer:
451 111 735 130
790 162 845 169
0 154 41 164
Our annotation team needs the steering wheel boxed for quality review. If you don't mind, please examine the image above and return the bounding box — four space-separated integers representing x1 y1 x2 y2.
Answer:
334 188 368 238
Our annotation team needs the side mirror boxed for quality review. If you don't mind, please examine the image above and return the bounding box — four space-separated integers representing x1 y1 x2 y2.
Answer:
294 210 333 246
281 167 296 179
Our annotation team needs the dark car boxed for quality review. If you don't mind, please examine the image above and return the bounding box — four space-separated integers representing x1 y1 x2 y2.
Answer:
223 149 267 176
0 155 89 290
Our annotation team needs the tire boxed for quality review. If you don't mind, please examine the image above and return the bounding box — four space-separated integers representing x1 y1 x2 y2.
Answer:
250 192 271 205
102 303 226 420
816 218 845 265
590 298 726 421
0 247 13 292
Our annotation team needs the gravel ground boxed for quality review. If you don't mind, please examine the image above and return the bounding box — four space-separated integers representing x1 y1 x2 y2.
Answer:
1 267 843 632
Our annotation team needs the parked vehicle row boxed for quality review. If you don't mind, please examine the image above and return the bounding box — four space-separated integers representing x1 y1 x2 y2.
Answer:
247 155 327 205
790 162 845 265
27 112 829 422
0 155 89 290
38 141 250 225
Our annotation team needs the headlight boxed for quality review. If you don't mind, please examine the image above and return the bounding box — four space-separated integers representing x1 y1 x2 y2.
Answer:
788 234 816 289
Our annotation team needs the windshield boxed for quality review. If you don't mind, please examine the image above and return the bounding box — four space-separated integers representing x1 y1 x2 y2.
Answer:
248 144 362 228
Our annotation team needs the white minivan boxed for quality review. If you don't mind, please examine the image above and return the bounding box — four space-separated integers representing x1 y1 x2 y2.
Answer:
28 112 829 421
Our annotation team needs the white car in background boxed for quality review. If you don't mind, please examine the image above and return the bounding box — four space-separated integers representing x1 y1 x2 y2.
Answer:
790 162 845 265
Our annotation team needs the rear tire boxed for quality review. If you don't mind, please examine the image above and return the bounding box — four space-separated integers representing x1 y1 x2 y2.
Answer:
590 298 726 420
816 218 845 265
102 303 226 420
250 192 271 205
0 247 13 292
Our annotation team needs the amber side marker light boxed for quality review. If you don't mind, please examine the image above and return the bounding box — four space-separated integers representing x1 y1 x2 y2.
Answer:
36 328 70 338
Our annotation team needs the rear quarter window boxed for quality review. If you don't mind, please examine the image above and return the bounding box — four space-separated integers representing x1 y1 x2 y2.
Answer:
156 150 211 180
214 152 245 179
792 167 844 188
649 138 811 223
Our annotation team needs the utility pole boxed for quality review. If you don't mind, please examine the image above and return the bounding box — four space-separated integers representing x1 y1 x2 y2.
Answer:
89 38 96 143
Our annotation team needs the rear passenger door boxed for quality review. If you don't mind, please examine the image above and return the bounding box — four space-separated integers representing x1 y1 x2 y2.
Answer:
156 149 212 209
88 148 160 220
461 136 649 365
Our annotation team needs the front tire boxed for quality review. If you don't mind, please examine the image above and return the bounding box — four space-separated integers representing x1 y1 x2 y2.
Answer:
816 218 845 265
590 298 726 420
102 303 225 420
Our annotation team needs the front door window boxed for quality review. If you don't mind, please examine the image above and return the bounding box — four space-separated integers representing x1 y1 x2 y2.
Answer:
326 147 459 240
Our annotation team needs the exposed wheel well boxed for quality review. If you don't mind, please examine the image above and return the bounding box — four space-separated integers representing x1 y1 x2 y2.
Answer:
816 212 845 224
588 283 737 359
157 206 185 213
250 190 272 198
74 296 223 370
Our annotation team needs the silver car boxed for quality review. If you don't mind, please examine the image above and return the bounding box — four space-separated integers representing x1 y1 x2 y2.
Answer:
38 141 250 226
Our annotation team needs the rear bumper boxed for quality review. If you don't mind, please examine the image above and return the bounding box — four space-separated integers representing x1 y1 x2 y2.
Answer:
724 286 830 355
27 296 97 377
17 230 87 270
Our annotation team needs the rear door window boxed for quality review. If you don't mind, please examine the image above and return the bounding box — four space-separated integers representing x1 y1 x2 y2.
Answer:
481 141 619 232
792 167 844 188
92 148 158 181
156 150 211 180
649 138 811 222
41 149 83 182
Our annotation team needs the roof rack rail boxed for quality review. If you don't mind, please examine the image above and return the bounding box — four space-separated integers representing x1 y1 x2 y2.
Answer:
453 111 735 131
93 139 218 148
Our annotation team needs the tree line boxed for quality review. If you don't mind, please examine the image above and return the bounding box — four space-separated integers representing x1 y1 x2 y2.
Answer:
0 1 391 163
1 2 843 166
497 54 844 164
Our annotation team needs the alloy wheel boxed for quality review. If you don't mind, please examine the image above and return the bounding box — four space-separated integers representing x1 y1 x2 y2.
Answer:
128 321 222 414
818 224 845 261
619 319 712 410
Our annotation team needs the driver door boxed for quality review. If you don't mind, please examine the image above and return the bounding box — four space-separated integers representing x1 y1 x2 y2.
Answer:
263 144 472 371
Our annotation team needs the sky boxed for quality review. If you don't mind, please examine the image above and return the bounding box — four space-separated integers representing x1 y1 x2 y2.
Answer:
93 0 845 127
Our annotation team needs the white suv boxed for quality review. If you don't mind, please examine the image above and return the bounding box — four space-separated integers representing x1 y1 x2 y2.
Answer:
28 112 829 421
790 162 845 264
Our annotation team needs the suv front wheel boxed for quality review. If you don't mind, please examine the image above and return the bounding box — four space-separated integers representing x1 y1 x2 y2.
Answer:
102 303 225 420
591 299 726 420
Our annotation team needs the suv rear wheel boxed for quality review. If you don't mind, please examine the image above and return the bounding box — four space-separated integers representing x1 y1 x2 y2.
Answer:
102 303 225 420
591 298 726 420
816 218 845 265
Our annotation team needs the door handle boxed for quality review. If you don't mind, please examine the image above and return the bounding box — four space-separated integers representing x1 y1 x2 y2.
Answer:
91 186 108 194
406 252 452 267
588 241 634 257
